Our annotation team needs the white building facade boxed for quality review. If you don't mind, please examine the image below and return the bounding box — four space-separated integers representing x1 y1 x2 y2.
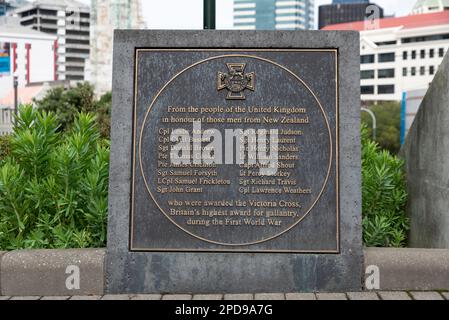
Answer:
15 0 90 81
324 10 449 101
411 0 449 14
0 18 56 134
234 0 314 30
0 19 56 99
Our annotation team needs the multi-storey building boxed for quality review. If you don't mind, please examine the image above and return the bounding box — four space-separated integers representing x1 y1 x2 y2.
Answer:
0 0 28 16
0 16 56 135
86 0 145 95
324 10 449 101
15 0 90 81
233 0 314 30
411 0 449 14
0 0 13 16
318 1 384 30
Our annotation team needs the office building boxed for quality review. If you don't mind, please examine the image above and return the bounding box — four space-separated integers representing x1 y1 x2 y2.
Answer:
319 1 383 29
233 0 314 30
411 0 449 14
86 0 145 95
324 10 449 101
0 0 28 16
15 0 90 81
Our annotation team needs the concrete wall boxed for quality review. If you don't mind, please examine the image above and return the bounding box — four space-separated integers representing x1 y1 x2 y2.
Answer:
1 248 448 296
401 52 449 248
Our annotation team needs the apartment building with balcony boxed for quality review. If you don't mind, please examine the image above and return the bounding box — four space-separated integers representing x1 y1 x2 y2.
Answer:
15 0 90 81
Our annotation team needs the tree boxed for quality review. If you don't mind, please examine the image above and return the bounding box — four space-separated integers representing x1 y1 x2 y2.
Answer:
33 83 111 138
362 101 401 154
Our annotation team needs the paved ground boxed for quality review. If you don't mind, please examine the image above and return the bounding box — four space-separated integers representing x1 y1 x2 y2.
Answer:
0 291 448 300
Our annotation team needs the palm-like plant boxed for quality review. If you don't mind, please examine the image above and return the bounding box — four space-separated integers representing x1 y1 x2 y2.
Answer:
361 125 408 247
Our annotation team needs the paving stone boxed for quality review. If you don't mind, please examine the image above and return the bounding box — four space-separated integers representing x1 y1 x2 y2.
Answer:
131 294 162 300
40 296 70 300
162 294 192 300
0 296 11 300
440 292 449 300
347 292 379 300
378 291 412 300
285 293 316 300
69 295 102 300
316 293 347 300
410 291 444 300
9 296 41 300
224 294 254 300
254 293 285 300
193 294 223 300
101 294 131 300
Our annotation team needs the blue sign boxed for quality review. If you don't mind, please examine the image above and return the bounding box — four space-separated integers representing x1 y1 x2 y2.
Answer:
0 42 11 76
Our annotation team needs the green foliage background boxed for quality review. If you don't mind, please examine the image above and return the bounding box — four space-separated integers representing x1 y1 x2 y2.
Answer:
0 135 11 163
362 102 401 154
361 125 408 247
33 83 111 138
0 106 109 249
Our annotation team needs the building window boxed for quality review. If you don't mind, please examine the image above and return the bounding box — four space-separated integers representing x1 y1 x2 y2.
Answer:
429 66 435 75
403 51 407 60
412 50 416 59
378 68 395 78
411 67 416 76
378 52 395 62
430 49 434 58
375 41 397 46
439 48 445 57
402 67 407 76
402 33 449 43
378 85 395 94
361 86 374 95
420 66 425 75
361 70 375 79
361 54 375 64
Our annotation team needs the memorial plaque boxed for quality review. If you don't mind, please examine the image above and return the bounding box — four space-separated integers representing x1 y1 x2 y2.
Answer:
131 49 338 252
106 31 363 293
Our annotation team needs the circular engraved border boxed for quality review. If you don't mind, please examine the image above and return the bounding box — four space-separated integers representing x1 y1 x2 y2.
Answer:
138 54 333 247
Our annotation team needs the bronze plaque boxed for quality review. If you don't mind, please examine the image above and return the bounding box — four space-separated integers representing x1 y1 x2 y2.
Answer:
130 49 339 252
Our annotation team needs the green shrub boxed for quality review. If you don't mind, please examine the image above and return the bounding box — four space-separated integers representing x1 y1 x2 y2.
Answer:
361 124 408 247
0 134 11 163
0 105 109 250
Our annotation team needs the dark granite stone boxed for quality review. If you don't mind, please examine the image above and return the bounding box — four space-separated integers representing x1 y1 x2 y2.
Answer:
106 30 362 293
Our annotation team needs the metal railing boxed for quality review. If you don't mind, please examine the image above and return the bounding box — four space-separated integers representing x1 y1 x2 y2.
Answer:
0 107 14 136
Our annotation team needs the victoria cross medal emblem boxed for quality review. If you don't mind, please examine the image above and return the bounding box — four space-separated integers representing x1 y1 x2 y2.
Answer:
217 63 255 100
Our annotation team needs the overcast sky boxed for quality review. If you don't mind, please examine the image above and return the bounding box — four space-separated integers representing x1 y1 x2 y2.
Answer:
78 0 417 29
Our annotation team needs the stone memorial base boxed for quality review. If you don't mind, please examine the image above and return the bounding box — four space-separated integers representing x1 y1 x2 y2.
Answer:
106 30 363 294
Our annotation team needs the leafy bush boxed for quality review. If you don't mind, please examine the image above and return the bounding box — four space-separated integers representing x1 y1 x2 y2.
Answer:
361 125 408 247
33 83 111 138
0 134 11 163
362 102 401 154
0 105 109 250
